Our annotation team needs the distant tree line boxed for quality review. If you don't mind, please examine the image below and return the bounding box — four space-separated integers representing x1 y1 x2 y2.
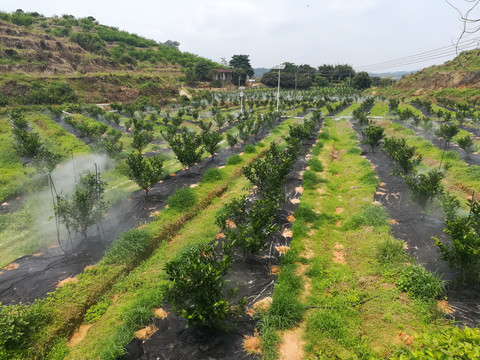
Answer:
261 63 383 90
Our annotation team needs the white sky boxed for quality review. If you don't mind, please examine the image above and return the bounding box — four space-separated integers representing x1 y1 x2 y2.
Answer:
1 0 476 72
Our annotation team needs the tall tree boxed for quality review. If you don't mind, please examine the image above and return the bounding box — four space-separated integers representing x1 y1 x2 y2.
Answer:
352 72 372 90
229 55 254 85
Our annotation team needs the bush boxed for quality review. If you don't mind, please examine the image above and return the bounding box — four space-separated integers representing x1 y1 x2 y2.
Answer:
70 31 106 54
396 265 445 303
226 154 243 165
202 167 223 183
244 144 256 153
308 158 324 172
167 187 197 212
318 131 330 140
0 302 47 350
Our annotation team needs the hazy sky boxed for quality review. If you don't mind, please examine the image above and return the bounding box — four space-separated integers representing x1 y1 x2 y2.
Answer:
2 0 476 72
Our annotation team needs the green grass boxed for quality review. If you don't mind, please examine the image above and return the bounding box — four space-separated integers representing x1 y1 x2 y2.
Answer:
260 117 453 359
369 101 389 117
0 118 36 201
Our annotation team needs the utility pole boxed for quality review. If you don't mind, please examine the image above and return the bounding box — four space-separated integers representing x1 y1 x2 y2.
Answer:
272 64 286 112
293 66 298 117
239 86 245 113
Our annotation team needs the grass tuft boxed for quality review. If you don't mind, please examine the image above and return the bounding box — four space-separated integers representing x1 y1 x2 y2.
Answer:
202 167 224 183
226 154 243 165
167 187 198 212
343 204 389 229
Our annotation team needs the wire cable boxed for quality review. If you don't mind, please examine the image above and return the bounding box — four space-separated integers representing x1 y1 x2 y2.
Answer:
356 38 480 72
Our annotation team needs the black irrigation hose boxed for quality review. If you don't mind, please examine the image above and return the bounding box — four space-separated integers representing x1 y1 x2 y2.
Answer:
305 295 380 310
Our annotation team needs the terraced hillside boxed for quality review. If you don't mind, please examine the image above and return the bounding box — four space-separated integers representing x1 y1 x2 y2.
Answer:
0 10 220 104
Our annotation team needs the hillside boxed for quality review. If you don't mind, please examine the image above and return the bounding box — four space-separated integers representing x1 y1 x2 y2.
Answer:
0 10 221 104
391 49 480 98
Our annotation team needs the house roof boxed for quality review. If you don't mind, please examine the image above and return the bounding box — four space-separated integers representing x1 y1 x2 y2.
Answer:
213 68 233 73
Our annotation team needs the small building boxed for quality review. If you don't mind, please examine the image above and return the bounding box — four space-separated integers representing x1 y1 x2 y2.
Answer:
212 68 233 81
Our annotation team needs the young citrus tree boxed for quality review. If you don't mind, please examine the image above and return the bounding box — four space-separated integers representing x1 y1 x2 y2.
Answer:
404 169 444 212
435 198 480 284
56 171 107 242
457 135 477 159
215 196 279 254
165 242 246 329
382 137 422 175
169 129 203 172
361 124 384 152
126 152 164 196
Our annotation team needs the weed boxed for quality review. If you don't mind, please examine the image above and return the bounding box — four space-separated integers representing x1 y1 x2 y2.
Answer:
376 237 406 265
244 144 256 153
444 150 460 160
465 165 480 181
308 158 324 172
226 154 243 165
295 203 319 223
264 290 304 330
359 170 378 186
396 265 445 303
346 147 361 155
391 327 480 359
167 187 198 212
84 298 112 323
202 167 224 183
318 132 330 140
0 301 48 350
44 338 69 360
343 204 389 229
303 170 321 189
102 228 152 265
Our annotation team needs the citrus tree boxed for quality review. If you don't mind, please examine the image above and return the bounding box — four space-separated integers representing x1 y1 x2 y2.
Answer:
56 171 107 242
126 152 164 196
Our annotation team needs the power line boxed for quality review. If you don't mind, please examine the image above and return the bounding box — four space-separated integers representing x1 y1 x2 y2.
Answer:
356 38 480 72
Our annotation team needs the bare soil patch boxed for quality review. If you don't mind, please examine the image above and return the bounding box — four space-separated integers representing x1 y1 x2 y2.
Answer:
279 327 305 360
68 324 93 348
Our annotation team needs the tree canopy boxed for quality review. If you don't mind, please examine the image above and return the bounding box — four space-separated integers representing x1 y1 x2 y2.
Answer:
229 55 254 85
